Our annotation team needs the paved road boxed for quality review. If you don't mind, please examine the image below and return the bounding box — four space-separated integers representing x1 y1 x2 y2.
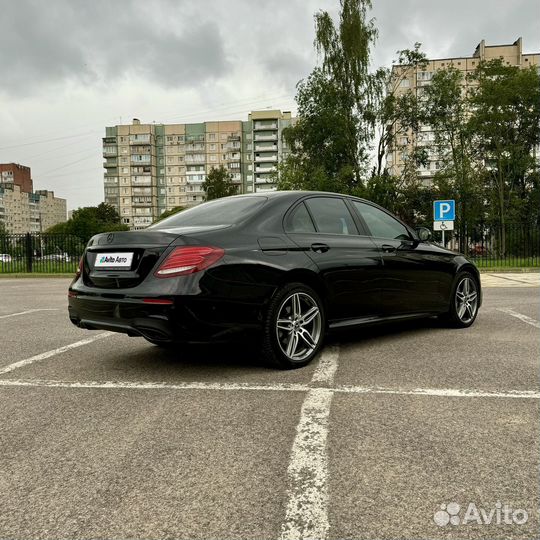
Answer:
0 276 538 539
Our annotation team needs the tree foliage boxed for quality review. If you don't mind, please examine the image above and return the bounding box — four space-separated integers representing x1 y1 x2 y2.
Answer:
154 206 185 223
278 0 379 193
46 202 128 240
202 166 238 201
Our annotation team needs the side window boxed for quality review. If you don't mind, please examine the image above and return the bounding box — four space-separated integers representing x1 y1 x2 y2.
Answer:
352 202 410 240
304 197 358 235
286 202 316 233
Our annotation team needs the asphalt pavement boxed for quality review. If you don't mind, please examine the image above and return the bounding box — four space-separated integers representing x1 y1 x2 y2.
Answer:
0 275 538 539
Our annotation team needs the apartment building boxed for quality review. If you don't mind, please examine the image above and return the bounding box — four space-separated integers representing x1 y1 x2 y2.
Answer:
0 163 67 234
0 163 33 193
103 110 294 229
0 184 67 234
387 38 540 183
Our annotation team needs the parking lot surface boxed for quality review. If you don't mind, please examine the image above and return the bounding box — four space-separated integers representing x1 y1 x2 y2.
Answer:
0 276 538 539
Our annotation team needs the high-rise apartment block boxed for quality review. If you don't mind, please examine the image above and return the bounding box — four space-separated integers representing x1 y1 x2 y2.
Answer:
388 38 540 183
0 163 67 234
103 110 294 229
0 163 33 193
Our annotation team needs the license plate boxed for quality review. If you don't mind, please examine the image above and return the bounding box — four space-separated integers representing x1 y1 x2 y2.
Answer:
94 252 134 269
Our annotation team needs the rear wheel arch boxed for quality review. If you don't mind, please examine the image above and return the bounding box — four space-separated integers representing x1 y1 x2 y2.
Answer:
274 269 329 310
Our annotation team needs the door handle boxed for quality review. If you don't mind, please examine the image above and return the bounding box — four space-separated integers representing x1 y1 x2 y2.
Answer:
381 244 396 253
311 243 330 253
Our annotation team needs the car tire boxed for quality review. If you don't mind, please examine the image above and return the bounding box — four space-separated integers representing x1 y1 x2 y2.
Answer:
440 271 480 328
262 282 326 369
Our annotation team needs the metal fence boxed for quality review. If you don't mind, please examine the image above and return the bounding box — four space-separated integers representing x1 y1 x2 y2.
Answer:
0 233 88 274
0 226 538 274
435 223 540 268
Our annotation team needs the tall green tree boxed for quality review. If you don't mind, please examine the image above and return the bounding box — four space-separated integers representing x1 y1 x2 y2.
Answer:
422 66 484 248
202 166 238 201
373 43 428 177
468 59 540 252
278 0 379 193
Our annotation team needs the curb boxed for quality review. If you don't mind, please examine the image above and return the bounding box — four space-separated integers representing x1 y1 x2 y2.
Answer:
0 274 74 279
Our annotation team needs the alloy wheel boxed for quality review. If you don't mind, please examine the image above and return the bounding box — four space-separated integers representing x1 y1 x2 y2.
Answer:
275 292 322 361
455 276 478 324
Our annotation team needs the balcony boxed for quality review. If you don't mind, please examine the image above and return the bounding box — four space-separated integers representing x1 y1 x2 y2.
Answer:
254 122 278 130
255 166 276 173
255 155 278 162
255 176 276 184
185 144 205 152
129 135 151 144
103 148 117 156
103 159 118 168
255 144 277 152
254 134 278 142
132 178 152 186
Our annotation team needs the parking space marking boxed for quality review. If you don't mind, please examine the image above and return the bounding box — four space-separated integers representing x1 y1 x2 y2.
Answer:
280 388 333 540
0 308 58 320
280 348 339 540
0 378 309 392
0 333 112 376
336 385 540 399
497 307 540 329
0 378 537 399
311 345 340 385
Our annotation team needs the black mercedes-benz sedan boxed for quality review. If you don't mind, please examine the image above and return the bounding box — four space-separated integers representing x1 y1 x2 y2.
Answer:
68 191 481 368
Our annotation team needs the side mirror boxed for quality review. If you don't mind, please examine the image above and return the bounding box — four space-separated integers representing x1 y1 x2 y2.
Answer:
416 227 431 242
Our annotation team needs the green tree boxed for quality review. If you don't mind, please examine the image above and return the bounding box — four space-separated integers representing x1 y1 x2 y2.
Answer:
202 166 238 200
278 0 379 193
46 203 128 240
373 43 428 177
277 69 358 193
469 59 540 252
422 66 484 248
154 206 185 223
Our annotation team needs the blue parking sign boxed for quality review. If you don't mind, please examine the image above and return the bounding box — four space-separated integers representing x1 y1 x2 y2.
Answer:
433 200 455 221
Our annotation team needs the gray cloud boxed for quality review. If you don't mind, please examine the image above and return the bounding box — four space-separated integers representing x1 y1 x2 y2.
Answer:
0 0 230 95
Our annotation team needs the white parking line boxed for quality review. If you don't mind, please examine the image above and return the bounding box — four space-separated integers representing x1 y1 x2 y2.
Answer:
0 308 58 320
0 379 308 392
497 308 540 329
0 333 112 376
311 345 340 385
280 347 340 540
279 388 333 540
336 385 540 399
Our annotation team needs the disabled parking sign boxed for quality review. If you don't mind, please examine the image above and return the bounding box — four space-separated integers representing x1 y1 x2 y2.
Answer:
433 200 455 221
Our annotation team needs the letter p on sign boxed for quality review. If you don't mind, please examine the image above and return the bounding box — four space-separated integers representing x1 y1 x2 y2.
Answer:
434 200 455 221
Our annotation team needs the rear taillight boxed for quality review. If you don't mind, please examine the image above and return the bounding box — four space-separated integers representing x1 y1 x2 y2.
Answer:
154 246 224 278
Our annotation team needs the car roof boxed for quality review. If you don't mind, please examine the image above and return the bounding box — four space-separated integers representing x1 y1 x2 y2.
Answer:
232 190 371 204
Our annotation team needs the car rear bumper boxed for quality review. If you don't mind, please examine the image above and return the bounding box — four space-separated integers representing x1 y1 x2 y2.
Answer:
68 292 262 343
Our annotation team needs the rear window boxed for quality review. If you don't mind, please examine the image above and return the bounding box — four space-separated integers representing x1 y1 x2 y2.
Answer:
149 196 267 229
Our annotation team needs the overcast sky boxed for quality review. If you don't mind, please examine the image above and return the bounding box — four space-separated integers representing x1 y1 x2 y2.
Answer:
1 0 538 210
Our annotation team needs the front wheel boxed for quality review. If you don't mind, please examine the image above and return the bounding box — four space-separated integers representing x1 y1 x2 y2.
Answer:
262 283 326 369
441 272 479 328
